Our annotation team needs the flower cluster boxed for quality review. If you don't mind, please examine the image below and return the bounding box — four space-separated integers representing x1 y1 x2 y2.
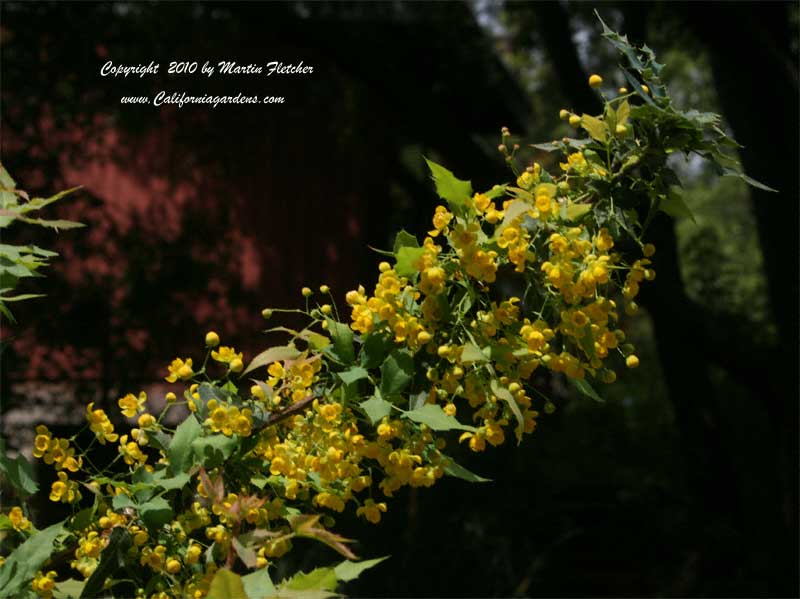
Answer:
2 26 764 599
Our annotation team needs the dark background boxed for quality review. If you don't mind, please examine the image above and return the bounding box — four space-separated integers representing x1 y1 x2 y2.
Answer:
1 2 797 597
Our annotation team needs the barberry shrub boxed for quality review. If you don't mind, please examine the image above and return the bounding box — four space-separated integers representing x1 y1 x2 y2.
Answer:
0 18 771 599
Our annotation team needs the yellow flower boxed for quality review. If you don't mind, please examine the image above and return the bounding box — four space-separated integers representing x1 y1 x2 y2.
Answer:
86 403 118 444
31 570 57 598
211 346 242 365
118 391 147 418
8 506 30 531
356 499 387 524
588 74 603 87
166 357 193 382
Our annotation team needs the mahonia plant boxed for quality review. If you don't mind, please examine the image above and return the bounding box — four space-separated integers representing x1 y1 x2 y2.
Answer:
0 19 770 599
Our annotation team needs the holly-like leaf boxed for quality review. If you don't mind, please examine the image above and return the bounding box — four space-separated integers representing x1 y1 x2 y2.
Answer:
333 556 389 583
423 157 473 212
242 568 276 599
207 569 248 599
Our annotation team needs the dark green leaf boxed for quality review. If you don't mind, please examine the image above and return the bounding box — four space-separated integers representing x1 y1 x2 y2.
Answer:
359 333 394 370
337 366 369 386
325 319 355 365
392 230 419 254
167 415 202 474
139 496 173 531
359 393 392 425
192 434 237 468
379 350 414 396
442 459 491 483
80 527 131 598
570 377 605 403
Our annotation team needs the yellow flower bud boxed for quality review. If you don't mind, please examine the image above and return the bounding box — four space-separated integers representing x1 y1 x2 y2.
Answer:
165 392 176 403
417 331 432 344
262 308 273 319
615 124 628 136
618 87 628 94
568 114 582 127
642 243 656 257
320 304 332 315
588 74 603 88
626 355 640 369
301 287 312 297
641 84 650 94
559 109 570 120
166 558 181 574
205 331 220 348
319 284 330 294
229 358 244 373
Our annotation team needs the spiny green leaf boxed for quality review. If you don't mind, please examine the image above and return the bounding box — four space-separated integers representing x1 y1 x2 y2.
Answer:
242 568 276 599
333 556 389 582
423 157 473 212
207 569 248 599
284 568 337 592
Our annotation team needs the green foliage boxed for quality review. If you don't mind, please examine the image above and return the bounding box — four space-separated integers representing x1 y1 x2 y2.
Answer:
0 521 64 598
0 164 82 322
